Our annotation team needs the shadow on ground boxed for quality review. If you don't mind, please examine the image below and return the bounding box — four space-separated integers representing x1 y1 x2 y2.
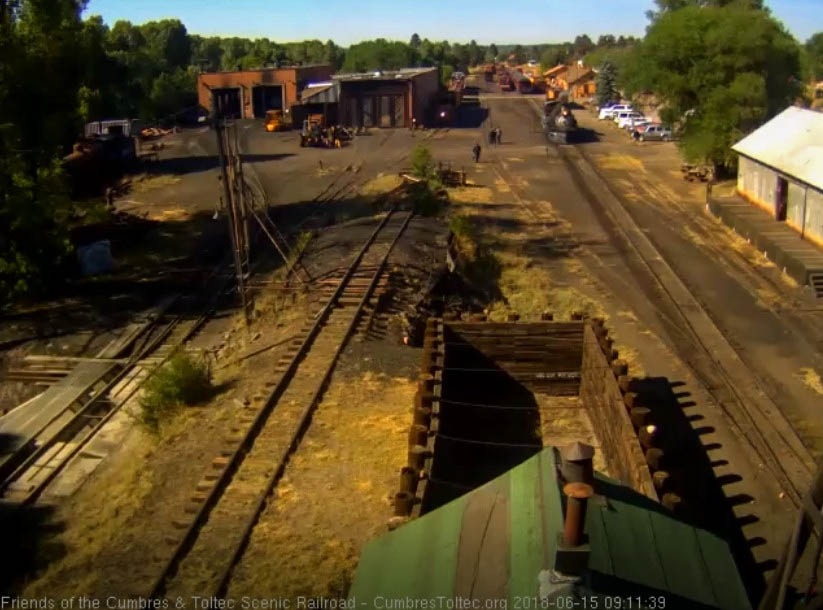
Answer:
0 501 65 594
141 153 293 176
633 376 767 607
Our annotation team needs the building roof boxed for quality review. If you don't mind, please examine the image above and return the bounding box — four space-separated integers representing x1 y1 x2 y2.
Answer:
732 106 823 191
543 64 568 78
566 65 595 85
333 67 437 82
348 448 751 609
300 82 339 104
198 63 330 76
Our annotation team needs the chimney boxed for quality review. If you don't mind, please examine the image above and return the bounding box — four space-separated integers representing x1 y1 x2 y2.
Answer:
562 482 593 547
554 447 595 578
559 441 594 486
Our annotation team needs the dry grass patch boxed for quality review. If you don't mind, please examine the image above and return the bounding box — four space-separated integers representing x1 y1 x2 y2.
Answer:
227 371 415 598
486 249 604 320
360 172 403 195
130 174 182 193
597 154 646 172
797 368 823 396
449 186 495 204
21 430 158 597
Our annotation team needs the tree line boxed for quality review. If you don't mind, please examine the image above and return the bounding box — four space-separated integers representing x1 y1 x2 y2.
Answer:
593 0 821 172
2 0 821 306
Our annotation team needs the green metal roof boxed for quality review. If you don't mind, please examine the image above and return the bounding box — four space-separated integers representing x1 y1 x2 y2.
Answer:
348 448 751 609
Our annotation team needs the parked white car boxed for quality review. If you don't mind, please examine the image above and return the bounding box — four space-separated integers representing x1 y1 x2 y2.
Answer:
614 111 643 128
599 104 633 120
616 112 646 128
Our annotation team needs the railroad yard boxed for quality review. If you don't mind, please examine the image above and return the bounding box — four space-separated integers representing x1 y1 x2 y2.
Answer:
2 63 823 609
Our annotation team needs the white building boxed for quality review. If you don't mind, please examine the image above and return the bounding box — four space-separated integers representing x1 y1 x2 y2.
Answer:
732 106 823 245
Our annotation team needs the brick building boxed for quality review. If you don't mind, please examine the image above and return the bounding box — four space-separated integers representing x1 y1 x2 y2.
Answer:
197 64 333 119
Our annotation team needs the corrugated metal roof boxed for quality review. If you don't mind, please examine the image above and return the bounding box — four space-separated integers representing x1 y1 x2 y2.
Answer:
333 67 436 82
300 83 339 104
732 106 823 191
349 447 751 609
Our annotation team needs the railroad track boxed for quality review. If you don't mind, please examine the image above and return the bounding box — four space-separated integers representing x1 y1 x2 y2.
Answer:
147 206 412 599
0 266 236 506
496 97 815 507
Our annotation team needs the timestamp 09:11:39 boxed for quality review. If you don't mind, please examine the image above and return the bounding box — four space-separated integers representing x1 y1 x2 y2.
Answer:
513 596 667 609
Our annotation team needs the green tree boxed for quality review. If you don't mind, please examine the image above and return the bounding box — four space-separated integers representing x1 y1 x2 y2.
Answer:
149 67 197 118
806 32 823 80
511 44 526 64
410 33 421 49
629 4 802 170
440 64 454 86
341 39 419 72
540 47 568 71
139 19 191 70
646 0 766 21
488 43 498 60
573 34 594 57
595 61 619 106
0 0 80 305
468 39 482 67
597 35 616 48
324 39 343 69
190 35 224 72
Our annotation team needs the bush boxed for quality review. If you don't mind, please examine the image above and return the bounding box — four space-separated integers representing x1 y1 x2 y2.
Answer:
449 214 474 239
410 182 444 217
138 350 212 433
410 144 435 180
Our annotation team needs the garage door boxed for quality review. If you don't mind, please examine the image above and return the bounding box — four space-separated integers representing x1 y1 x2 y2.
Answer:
252 85 283 118
378 96 392 127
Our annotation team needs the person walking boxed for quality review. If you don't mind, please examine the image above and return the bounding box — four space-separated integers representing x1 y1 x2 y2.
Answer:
472 142 482 163
488 127 496 145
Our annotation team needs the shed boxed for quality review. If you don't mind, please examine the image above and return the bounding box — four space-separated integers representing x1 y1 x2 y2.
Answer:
732 106 823 245
349 447 751 610
334 67 439 128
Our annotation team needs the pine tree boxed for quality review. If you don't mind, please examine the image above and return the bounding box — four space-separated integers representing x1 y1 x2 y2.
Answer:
595 60 619 106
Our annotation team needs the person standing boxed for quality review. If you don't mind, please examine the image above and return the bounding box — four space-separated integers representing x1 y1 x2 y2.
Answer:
496 127 502 145
472 142 482 163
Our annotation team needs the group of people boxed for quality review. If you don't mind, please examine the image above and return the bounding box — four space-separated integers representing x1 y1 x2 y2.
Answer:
471 127 504 163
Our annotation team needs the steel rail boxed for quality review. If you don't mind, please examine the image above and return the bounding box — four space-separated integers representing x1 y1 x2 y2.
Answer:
504 95 813 505
146 203 410 598
213 210 413 598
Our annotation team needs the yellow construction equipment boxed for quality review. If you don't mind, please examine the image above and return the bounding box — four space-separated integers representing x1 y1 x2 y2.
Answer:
264 109 290 132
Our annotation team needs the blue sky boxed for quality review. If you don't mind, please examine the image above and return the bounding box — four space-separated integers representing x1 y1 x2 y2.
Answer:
83 0 821 44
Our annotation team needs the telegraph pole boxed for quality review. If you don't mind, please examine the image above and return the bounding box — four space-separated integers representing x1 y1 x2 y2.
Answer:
212 92 252 329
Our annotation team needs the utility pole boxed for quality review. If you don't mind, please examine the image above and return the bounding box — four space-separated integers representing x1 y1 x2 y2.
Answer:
212 92 252 330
